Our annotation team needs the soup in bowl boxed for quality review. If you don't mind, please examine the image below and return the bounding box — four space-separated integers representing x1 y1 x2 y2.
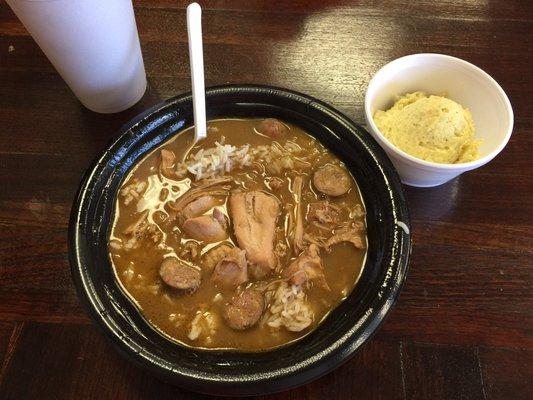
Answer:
109 118 367 350
69 85 410 395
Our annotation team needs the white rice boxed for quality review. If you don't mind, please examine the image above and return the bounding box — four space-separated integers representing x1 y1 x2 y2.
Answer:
168 313 186 327
188 310 217 341
175 139 308 181
120 179 147 206
264 282 314 332
176 139 253 181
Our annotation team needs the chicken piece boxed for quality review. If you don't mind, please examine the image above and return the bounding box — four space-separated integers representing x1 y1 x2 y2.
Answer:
255 118 289 139
182 212 228 243
229 191 279 279
202 243 234 271
159 257 201 291
222 289 264 330
307 201 342 229
211 248 248 289
274 241 289 258
292 176 305 253
282 244 329 290
181 195 217 219
123 210 149 238
303 232 326 248
168 176 232 214
324 226 365 251
313 164 351 197
178 240 202 262
159 149 180 180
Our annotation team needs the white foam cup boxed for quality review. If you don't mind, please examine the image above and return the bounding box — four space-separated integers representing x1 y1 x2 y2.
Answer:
6 0 147 113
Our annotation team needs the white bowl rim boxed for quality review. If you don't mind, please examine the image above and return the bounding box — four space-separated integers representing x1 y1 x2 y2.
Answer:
364 53 514 171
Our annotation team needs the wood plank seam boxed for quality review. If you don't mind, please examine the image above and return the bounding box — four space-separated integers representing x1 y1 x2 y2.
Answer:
0 322 24 385
475 346 488 400
399 341 407 400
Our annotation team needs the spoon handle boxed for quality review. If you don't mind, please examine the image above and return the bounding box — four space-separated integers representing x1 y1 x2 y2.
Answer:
187 2 206 141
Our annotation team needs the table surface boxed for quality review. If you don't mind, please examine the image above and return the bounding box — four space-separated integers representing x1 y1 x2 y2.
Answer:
0 1 532 399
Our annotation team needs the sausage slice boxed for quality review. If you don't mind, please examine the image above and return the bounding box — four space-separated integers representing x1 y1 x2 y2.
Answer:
222 289 264 330
255 118 289 139
159 257 201 291
312 164 351 196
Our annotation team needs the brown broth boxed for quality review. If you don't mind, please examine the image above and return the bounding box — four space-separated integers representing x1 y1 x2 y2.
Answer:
108 118 367 351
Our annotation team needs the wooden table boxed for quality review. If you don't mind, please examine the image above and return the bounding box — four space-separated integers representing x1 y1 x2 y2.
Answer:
0 1 531 398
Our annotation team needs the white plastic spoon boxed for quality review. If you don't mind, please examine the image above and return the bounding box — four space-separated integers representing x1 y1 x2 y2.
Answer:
184 2 206 160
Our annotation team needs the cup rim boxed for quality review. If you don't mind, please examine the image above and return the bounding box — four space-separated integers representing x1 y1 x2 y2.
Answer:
364 53 514 171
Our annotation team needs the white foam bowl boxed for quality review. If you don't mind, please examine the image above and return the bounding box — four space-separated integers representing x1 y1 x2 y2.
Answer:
364 53 514 187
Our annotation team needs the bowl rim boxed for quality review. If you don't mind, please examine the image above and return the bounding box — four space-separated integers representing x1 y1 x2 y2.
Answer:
69 84 411 395
364 52 514 171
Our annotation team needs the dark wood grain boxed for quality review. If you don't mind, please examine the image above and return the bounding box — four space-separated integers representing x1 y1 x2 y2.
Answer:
0 0 532 398
479 347 533 400
402 342 484 400
0 322 402 400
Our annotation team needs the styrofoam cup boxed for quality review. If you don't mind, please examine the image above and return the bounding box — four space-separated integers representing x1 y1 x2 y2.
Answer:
6 0 147 113
364 53 514 187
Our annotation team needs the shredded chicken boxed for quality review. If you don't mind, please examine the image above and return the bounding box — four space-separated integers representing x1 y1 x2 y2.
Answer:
178 240 202 262
324 226 365 251
168 176 232 214
122 210 162 249
282 244 329 290
159 149 180 180
307 201 342 229
292 176 305 253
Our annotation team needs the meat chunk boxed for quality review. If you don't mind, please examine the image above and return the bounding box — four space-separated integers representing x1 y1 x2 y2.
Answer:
255 118 289 139
307 201 342 229
324 226 365 251
229 191 279 279
211 248 248 289
265 176 284 191
182 213 228 243
159 149 180 180
122 210 162 249
282 244 329 290
178 240 202 262
168 176 231 214
313 164 351 197
181 195 217 219
292 176 305 253
159 257 201 291
222 289 264 330
212 207 227 228
202 243 234 271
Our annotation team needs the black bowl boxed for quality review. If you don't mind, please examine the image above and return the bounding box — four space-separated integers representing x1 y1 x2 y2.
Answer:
69 85 410 396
